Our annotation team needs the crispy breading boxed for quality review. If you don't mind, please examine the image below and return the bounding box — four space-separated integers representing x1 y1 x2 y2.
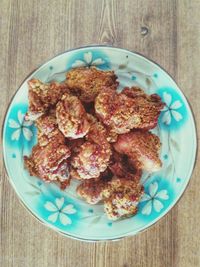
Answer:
95 87 164 133
106 128 118 143
76 178 108 204
36 111 64 146
122 86 148 98
24 136 71 187
114 130 162 172
76 151 143 219
86 114 118 143
71 141 111 179
103 177 144 220
71 115 111 179
77 175 143 219
26 79 69 120
66 67 118 102
86 114 107 144
56 93 90 139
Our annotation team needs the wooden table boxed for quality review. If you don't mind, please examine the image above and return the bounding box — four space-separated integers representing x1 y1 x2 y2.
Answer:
1 1 200 266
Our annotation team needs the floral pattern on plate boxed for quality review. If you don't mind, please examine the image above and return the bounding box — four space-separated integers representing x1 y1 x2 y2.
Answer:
9 110 33 141
4 104 36 148
141 181 169 215
71 51 105 68
66 50 110 70
44 197 76 225
158 87 188 131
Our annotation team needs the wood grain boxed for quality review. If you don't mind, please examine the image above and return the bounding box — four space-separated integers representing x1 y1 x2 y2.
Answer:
0 0 200 266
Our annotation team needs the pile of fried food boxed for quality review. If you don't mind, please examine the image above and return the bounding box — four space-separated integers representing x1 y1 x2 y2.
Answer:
24 67 165 220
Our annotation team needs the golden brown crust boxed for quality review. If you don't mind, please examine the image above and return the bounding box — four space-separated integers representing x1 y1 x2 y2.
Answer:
95 87 164 133
77 175 143 219
66 67 118 102
71 141 111 179
36 111 64 146
24 136 71 187
86 114 118 143
76 150 143 219
103 193 138 220
122 87 165 130
114 130 162 172
76 178 107 204
102 176 144 220
71 115 111 180
56 93 90 139
26 79 69 120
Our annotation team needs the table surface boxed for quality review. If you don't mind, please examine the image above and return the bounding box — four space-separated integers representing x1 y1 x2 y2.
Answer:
0 0 200 266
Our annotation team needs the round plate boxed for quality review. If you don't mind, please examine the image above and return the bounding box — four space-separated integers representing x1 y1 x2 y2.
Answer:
2 46 197 241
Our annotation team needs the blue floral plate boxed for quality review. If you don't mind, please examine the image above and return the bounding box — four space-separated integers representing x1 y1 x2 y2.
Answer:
2 46 197 241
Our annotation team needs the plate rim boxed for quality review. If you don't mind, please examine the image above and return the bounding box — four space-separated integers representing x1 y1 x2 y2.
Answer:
2 44 198 241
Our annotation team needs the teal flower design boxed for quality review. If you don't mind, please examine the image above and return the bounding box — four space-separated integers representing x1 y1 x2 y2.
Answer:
8 110 33 141
72 51 105 68
162 92 183 125
44 197 76 225
140 182 169 215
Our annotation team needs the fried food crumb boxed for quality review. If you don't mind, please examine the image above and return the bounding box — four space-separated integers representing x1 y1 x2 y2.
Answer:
56 93 90 139
24 137 71 188
26 79 68 120
95 87 164 133
66 67 118 102
102 177 143 220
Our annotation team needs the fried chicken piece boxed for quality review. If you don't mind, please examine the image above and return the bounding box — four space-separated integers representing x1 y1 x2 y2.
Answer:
36 111 64 146
95 87 164 134
123 87 164 129
24 136 71 188
102 177 144 220
77 175 143 220
70 158 112 181
76 149 143 219
66 67 118 102
122 86 148 98
26 79 69 120
86 114 118 143
77 179 102 204
71 115 111 179
56 93 90 139
71 141 111 179
86 114 108 143
114 130 162 172
76 177 109 204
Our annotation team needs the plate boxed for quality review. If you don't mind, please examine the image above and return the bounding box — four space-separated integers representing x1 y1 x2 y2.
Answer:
2 46 197 241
